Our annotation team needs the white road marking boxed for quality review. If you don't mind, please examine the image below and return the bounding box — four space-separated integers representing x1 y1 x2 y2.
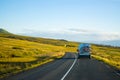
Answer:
100 62 103 64
116 72 120 76
104 63 120 77
105 65 110 69
61 54 77 80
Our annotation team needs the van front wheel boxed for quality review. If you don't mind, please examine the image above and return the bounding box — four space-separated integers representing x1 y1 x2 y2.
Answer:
89 55 91 59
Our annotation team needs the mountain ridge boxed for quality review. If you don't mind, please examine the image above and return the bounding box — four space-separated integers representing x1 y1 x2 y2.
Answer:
0 28 78 46
0 28 120 47
0 28 11 34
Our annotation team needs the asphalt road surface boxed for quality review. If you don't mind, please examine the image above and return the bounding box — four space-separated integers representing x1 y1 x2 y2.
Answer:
2 53 120 80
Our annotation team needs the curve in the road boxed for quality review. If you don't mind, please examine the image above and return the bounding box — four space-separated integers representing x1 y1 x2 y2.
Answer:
2 52 76 80
2 53 120 80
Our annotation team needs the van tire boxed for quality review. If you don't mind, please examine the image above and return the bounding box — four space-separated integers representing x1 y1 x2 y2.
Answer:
89 55 91 59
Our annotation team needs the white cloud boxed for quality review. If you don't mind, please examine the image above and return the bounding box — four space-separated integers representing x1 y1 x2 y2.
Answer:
50 28 120 41
95 32 120 41
74 29 120 40
22 28 120 41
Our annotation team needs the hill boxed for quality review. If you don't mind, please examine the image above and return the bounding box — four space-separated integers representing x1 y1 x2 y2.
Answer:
0 29 78 47
0 28 11 34
0 29 78 78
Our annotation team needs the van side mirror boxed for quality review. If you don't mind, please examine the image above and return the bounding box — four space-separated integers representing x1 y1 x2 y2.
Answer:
77 49 79 52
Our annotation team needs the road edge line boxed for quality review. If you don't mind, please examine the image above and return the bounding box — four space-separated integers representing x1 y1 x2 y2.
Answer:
60 54 77 80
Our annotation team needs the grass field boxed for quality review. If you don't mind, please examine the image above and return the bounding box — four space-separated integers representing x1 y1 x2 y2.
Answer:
91 45 120 70
0 32 78 78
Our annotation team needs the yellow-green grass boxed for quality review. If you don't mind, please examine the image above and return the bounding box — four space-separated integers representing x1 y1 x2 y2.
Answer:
0 37 77 78
0 33 78 47
1 34 120 79
91 45 120 70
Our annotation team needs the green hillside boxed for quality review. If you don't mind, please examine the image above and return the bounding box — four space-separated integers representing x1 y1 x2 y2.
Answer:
0 29 78 78
0 28 11 34
0 29 78 47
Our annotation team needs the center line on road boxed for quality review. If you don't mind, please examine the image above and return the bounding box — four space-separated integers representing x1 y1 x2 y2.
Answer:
61 54 77 80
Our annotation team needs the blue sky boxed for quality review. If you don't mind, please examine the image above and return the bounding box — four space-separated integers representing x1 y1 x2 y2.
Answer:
0 0 120 42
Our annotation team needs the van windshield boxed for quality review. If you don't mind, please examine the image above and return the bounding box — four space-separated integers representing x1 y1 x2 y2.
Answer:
83 46 90 52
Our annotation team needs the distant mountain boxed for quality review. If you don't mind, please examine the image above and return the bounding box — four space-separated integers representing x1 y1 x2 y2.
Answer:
21 31 120 47
92 40 120 47
102 40 120 47
0 28 11 34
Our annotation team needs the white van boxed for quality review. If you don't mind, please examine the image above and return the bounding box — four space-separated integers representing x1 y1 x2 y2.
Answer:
77 43 91 59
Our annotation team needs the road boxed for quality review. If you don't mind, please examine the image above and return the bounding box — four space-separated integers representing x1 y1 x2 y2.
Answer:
2 52 120 80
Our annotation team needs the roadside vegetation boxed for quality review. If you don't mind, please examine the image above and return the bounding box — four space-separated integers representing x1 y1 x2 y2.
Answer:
0 29 78 78
91 45 120 70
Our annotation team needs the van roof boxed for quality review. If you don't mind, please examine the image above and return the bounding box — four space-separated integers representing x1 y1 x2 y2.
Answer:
78 43 90 48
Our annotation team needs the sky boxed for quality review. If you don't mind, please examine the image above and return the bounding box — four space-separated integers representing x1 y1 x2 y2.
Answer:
0 0 120 42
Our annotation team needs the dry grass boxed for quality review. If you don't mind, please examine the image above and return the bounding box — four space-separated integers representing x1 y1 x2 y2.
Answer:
0 37 77 78
91 45 120 69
